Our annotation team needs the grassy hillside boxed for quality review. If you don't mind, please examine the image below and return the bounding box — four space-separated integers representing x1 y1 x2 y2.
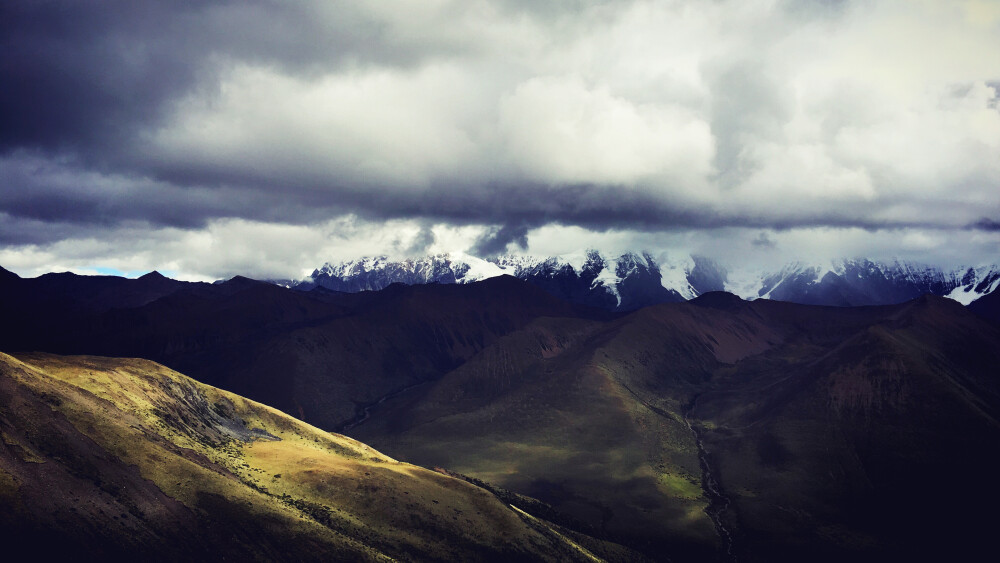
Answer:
353 294 1000 562
0 351 637 562
353 313 726 560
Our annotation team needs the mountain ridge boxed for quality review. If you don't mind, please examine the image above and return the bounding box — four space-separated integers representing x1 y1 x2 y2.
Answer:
288 252 1000 311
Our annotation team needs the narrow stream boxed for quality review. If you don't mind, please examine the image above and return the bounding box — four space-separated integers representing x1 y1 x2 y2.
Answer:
684 413 738 562
337 381 427 433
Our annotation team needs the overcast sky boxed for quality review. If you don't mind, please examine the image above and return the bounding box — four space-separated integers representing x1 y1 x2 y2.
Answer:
2 0 999 280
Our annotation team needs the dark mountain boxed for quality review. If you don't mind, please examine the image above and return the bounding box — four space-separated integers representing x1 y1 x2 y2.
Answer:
968 287 1000 325
0 352 633 562
2 272 609 431
0 268 205 352
2 268 199 313
350 294 1000 562
0 265 18 283
4 266 1000 561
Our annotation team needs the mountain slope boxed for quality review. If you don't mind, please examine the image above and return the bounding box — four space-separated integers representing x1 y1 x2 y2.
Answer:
681 295 1000 561
350 294 1000 562
350 299 790 560
2 274 609 432
0 351 636 562
968 286 1000 325
0 268 206 352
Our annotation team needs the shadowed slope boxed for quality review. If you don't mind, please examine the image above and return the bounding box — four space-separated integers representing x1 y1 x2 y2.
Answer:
352 298 792 559
353 295 1000 562
2 275 608 430
0 352 637 562
968 287 1000 325
0 269 204 351
666 296 1000 561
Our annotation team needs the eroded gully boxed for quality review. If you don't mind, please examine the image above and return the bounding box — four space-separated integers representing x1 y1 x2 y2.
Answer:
683 408 738 562
337 381 427 433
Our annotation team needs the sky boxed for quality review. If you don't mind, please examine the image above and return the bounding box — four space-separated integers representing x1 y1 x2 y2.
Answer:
2 0 999 281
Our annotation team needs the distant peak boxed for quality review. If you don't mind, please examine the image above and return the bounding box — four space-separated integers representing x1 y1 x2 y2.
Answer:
690 291 744 310
223 275 265 287
139 270 167 280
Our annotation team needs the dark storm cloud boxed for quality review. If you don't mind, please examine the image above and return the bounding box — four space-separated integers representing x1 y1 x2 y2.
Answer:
0 148 964 249
404 224 437 255
0 154 338 237
0 0 453 156
1 0 998 276
471 223 530 257
971 218 1000 232
0 213 96 246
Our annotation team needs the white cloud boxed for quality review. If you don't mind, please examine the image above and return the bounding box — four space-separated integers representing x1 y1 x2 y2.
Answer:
151 63 492 190
498 75 714 187
3 0 1000 274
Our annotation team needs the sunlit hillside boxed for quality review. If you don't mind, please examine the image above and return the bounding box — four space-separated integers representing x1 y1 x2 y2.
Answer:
0 352 636 562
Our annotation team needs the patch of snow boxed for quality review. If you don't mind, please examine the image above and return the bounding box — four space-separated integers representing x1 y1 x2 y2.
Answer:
447 251 509 282
723 269 767 300
488 254 548 277
556 251 589 274
659 254 697 300
943 264 1000 305
590 260 622 306
946 284 981 305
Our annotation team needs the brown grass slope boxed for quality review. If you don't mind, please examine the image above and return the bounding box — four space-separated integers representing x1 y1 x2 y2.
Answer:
352 294 1000 562
352 298 793 560
0 351 636 562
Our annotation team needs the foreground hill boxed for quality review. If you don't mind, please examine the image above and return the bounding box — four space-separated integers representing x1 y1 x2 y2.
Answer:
0 352 635 562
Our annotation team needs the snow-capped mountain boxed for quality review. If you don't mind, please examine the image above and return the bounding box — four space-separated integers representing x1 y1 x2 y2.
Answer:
724 259 1000 307
289 252 1000 311
295 250 685 311
296 252 507 292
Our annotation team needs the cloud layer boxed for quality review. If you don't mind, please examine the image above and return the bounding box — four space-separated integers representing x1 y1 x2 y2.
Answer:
2 0 999 278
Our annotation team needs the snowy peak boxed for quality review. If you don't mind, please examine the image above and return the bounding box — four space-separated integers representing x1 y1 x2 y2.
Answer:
723 258 1000 307
945 266 1000 305
304 252 513 292
293 253 1000 311
297 250 686 311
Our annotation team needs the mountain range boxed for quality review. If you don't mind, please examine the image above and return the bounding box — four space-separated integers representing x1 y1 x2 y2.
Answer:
290 252 1000 311
3 263 1000 561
